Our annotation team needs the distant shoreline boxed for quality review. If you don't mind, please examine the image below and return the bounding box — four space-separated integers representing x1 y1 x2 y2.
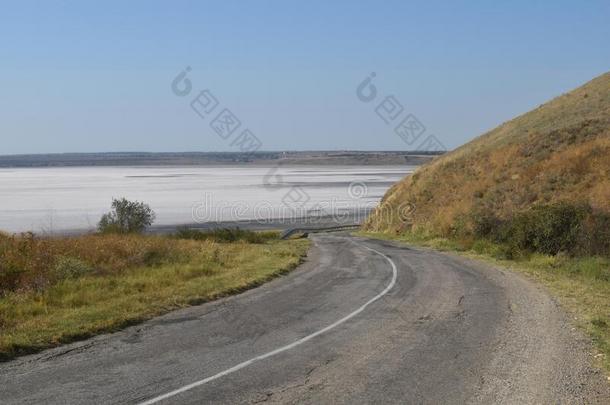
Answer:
0 151 442 168
46 211 373 237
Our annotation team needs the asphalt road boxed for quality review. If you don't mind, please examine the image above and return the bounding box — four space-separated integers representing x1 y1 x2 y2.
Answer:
1 233 609 404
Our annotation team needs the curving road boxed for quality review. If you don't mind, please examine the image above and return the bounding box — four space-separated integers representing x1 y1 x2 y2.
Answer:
1 233 609 404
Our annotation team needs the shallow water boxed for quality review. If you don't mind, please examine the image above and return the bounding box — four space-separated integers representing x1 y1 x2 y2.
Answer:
0 165 413 233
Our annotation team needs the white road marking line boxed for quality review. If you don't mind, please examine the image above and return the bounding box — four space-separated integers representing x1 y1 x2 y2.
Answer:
139 241 397 405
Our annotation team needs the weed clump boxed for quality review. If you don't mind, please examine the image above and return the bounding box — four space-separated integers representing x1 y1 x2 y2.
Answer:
52 256 93 280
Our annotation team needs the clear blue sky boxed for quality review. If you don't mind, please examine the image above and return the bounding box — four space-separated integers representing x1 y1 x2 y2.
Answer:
1 0 609 154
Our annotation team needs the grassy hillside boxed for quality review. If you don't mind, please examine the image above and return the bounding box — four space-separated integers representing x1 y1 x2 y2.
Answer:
365 71 610 236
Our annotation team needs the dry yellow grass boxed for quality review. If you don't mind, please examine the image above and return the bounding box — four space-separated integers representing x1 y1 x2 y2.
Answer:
0 234 309 360
0 233 194 293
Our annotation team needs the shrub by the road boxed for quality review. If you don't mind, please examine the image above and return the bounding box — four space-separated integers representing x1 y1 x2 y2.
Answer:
472 202 609 257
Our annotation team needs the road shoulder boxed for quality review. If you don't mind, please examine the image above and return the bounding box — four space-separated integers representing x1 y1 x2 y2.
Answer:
358 233 610 402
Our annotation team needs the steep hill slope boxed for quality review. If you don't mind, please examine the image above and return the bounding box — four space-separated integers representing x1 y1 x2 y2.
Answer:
365 72 610 237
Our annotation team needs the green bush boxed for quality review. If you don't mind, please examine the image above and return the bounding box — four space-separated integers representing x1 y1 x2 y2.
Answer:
503 203 585 255
471 206 502 238
98 198 156 234
470 202 609 257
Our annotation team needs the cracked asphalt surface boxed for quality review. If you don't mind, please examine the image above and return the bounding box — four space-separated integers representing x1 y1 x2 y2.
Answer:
1 233 609 404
